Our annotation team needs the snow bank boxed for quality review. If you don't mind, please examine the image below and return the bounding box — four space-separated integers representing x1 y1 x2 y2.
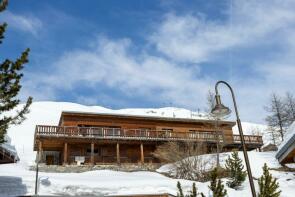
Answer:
158 151 281 178
0 152 293 196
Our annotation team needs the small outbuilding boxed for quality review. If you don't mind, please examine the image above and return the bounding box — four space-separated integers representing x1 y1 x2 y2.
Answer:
0 137 19 164
276 122 295 164
262 143 278 152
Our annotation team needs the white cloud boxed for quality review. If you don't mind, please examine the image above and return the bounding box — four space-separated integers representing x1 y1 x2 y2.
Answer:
0 11 42 36
28 37 211 108
150 0 295 63
23 0 295 123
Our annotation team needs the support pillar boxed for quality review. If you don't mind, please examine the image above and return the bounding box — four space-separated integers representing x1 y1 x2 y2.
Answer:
91 142 94 165
116 143 120 164
38 141 43 162
140 143 144 164
63 142 68 165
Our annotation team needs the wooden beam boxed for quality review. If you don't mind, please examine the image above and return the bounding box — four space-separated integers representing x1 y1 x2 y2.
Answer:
38 141 43 162
140 143 144 164
116 143 120 164
63 142 68 165
91 142 94 165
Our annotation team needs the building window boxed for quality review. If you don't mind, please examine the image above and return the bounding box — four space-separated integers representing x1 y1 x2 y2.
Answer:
161 128 173 137
138 128 152 136
189 130 199 138
86 148 99 155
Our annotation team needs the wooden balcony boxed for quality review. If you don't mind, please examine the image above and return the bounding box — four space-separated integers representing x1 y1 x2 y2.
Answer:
34 125 263 146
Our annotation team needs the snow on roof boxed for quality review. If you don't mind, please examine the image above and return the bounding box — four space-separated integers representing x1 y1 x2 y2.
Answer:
0 135 19 161
61 110 235 125
276 121 295 162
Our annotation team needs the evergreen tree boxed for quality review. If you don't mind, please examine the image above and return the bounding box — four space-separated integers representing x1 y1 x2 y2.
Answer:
225 151 247 189
190 182 197 197
208 168 227 197
258 163 281 197
0 0 32 143
177 181 206 197
177 181 184 197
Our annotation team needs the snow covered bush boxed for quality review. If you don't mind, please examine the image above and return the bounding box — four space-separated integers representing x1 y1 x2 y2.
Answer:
153 141 215 181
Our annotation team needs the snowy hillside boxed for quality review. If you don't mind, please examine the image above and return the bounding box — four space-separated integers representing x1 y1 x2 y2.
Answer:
6 101 270 165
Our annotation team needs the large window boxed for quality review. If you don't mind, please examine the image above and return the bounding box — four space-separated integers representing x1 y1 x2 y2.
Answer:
161 128 173 137
138 127 152 136
86 148 100 155
189 130 199 138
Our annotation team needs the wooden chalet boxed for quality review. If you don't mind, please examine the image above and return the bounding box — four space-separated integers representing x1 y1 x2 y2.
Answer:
33 111 263 165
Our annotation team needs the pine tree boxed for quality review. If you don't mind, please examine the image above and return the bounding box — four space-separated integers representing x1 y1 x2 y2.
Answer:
258 163 281 197
208 168 227 197
176 181 205 197
0 0 32 143
177 181 184 197
225 151 247 189
190 182 197 197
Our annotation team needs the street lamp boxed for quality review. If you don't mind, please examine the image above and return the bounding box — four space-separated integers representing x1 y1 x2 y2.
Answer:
211 80 257 197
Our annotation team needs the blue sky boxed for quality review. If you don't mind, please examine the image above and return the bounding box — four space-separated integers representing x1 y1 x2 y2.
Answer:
1 0 295 123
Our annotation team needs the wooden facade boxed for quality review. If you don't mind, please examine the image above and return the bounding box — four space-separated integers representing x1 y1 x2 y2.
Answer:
33 111 263 165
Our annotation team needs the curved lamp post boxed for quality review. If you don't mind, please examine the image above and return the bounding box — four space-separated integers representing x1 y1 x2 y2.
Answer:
211 80 256 197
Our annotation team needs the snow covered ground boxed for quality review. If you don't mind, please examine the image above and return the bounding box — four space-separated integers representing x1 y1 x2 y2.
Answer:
1 101 294 196
0 152 294 196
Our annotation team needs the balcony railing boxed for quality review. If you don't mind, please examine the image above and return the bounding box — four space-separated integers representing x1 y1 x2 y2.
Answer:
35 125 263 145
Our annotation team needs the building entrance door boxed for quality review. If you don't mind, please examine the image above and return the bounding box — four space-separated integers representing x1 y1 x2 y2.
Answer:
46 155 54 165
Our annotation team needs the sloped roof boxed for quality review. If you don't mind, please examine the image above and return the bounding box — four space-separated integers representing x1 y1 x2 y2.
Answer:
276 122 295 163
59 110 236 126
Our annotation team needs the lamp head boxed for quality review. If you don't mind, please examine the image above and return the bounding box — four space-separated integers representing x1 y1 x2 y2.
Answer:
211 94 231 118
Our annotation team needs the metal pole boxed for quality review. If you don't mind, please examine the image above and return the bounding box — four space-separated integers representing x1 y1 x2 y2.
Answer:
215 80 257 197
34 151 39 195
214 118 220 168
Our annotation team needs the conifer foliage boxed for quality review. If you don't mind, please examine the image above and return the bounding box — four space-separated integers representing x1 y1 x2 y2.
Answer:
208 168 227 197
0 0 32 143
225 151 247 189
258 163 281 197
177 181 184 197
176 181 205 197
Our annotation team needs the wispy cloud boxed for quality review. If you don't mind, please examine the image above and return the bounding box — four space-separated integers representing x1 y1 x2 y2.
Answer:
22 0 295 123
150 0 295 63
28 36 211 108
0 11 42 36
